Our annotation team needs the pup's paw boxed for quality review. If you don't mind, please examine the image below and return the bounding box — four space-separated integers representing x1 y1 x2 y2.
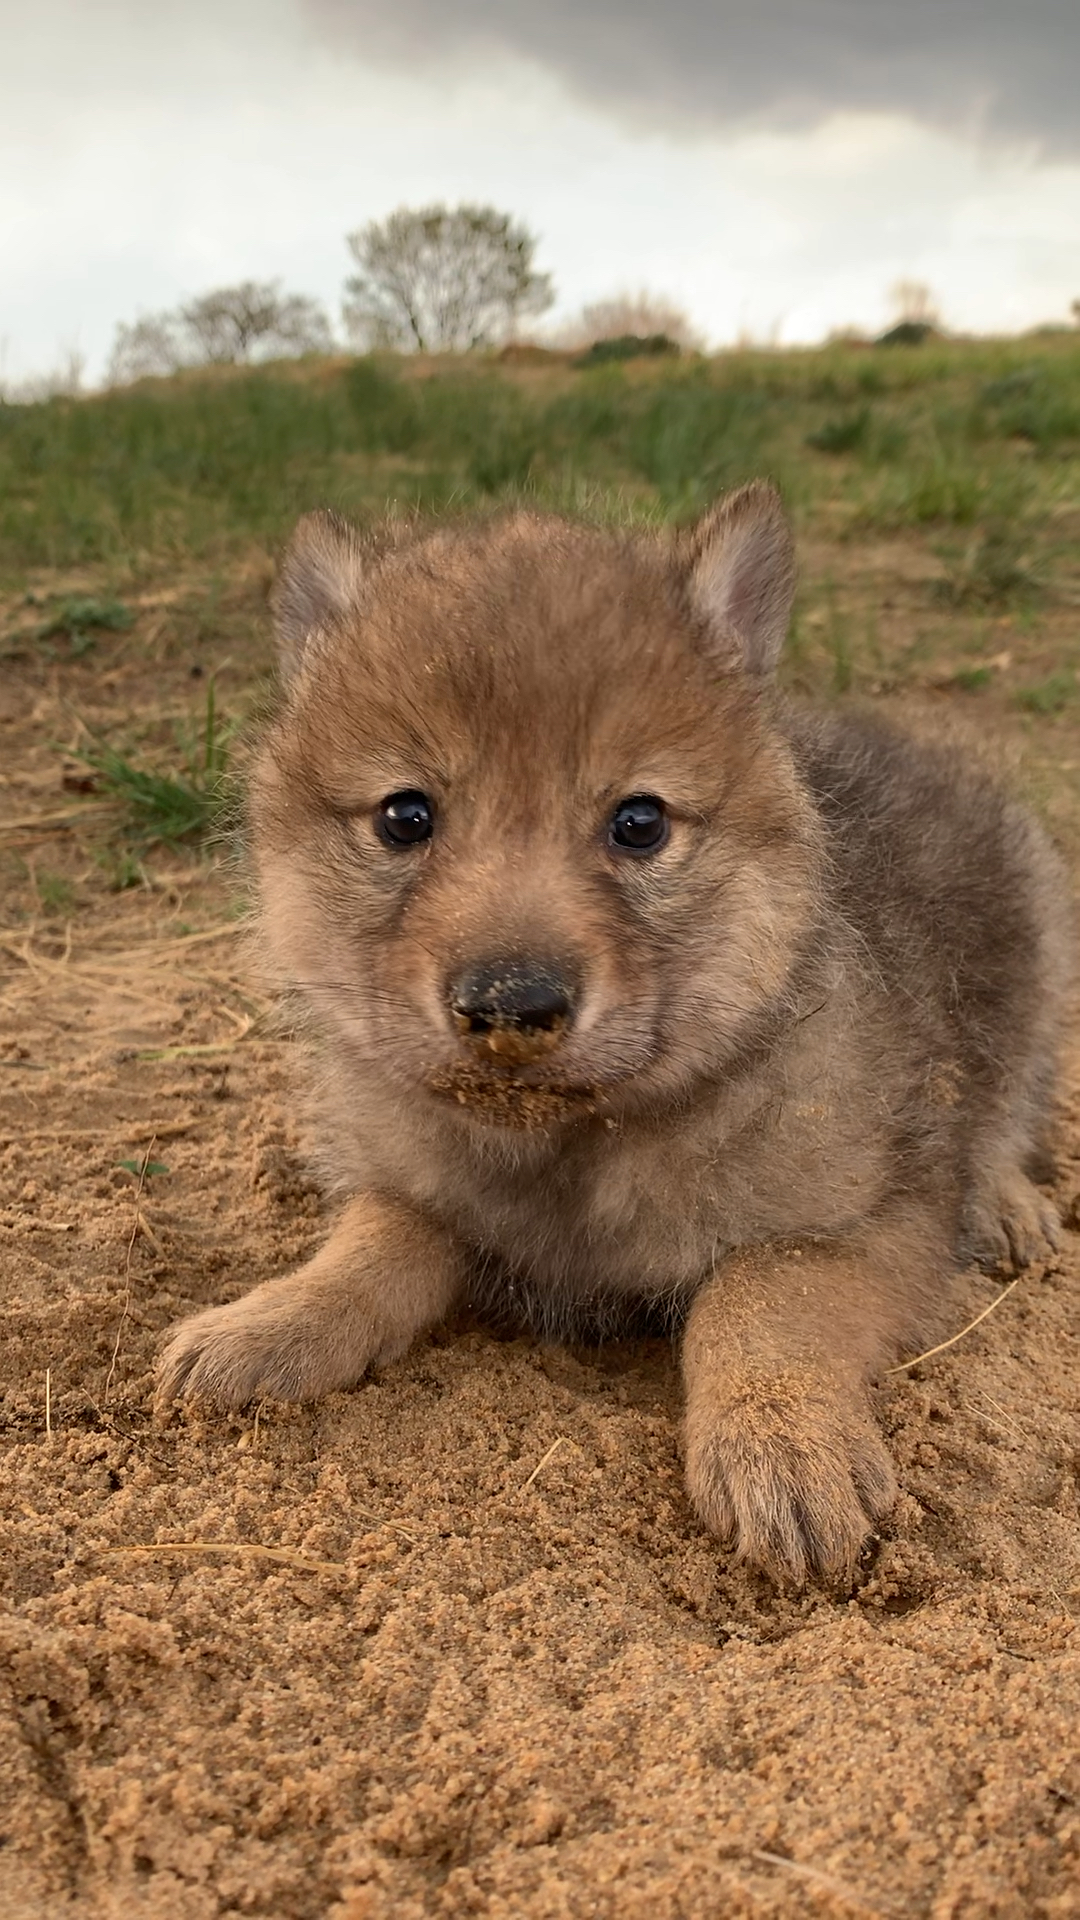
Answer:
684 1370 897 1587
156 1291 390 1411
966 1171 1060 1273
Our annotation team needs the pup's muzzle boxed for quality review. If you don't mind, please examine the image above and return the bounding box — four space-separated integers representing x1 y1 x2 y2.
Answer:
448 958 576 1065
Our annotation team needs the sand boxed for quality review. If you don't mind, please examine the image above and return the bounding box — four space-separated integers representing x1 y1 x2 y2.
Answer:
2 622 1080 1920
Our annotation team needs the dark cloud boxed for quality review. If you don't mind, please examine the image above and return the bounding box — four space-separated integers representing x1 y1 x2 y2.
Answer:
304 0 1080 152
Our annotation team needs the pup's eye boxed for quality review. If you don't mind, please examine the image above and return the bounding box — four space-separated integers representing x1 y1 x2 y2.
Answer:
375 790 434 848
608 794 669 855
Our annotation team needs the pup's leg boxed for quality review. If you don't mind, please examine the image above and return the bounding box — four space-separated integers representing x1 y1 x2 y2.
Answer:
682 1208 947 1585
157 1194 465 1410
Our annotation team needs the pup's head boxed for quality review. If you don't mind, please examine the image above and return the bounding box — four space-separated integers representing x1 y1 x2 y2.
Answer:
252 485 820 1130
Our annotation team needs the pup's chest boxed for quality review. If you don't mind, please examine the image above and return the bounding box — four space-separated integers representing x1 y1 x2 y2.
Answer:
442 1080 890 1301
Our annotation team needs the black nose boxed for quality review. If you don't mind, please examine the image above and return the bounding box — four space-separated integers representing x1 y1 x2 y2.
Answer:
449 960 575 1041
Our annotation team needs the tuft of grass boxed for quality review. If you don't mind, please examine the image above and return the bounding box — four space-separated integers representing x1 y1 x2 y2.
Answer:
807 407 872 454
71 680 237 849
934 522 1040 608
2 594 134 660
96 848 149 892
40 596 133 658
33 869 77 915
39 595 133 640
950 666 993 692
980 364 1080 449
1014 671 1076 716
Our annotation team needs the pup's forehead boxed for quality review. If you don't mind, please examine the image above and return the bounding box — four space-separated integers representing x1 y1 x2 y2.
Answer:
362 519 695 692
276 485 795 702
282 531 728 809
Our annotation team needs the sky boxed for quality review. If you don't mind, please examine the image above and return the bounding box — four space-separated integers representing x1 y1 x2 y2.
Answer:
1 0 1077 387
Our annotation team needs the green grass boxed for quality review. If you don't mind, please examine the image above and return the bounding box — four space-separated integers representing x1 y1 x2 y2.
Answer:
933 522 1041 608
1015 670 1077 715
1 333 1077 578
0 332 1074 873
73 680 238 849
2 594 134 660
34 869 78 915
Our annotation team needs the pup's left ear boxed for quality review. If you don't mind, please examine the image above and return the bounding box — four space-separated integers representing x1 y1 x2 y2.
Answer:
680 481 795 677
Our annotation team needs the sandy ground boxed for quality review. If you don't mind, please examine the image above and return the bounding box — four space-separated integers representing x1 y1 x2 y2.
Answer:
2 583 1080 1919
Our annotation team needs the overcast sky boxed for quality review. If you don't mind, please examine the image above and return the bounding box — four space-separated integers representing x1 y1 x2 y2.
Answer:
2 0 1077 386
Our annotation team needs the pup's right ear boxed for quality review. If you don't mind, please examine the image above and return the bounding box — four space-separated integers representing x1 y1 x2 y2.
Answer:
272 510 369 681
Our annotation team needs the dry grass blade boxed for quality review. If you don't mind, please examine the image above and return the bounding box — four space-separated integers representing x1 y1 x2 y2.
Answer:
135 1041 248 1062
0 922 241 982
885 1276 1021 1376
97 1542 347 1574
521 1434 571 1490
751 1849 888 1917
0 805 118 835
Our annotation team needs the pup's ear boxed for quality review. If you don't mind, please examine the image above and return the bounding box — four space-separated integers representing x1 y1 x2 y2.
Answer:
680 481 795 677
272 510 369 680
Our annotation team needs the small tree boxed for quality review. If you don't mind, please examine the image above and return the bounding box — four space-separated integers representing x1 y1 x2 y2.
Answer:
563 291 703 352
343 204 554 352
180 282 333 364
888 279 940 328
108 281 333 385
108 315 186 384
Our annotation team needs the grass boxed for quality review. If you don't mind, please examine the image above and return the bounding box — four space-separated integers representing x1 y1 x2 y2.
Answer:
1 333 1077 577
933 523 1041 608
33 869 78 915
2 594 134 660
1015 670 1077 715
72 679 238 850
0 331 1077 866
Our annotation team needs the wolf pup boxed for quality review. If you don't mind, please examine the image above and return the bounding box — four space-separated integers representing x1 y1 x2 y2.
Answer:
158 484 1069 1584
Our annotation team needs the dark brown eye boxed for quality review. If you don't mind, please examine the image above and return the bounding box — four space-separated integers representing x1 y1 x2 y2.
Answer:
608 794 668 855
375 790 434 848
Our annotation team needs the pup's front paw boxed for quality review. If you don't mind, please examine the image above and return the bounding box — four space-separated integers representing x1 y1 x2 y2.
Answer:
965 1171 1060 1273
158 1298 332 1410
684 1370 897 1587
156 1289 395 1411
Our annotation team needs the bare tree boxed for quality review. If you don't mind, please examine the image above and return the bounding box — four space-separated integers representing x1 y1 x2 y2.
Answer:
560 290 704 351
108 315 186 385
888 279 941 328
180 282 333 364
343 204 554 352
108 281 333 386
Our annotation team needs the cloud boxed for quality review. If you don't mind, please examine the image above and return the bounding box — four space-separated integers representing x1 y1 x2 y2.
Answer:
302 0 1080 153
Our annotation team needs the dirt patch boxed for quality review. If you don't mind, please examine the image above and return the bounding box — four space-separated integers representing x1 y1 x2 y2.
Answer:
2 576 1080 1919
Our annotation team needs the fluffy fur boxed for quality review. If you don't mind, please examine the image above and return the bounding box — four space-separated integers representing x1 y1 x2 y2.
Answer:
158 484 1071 1585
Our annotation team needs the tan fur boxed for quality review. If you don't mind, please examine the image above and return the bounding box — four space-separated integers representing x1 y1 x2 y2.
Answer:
158 484 1071 1586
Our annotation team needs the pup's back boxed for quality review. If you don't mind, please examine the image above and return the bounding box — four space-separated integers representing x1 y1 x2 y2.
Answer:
787 706 1069 1265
